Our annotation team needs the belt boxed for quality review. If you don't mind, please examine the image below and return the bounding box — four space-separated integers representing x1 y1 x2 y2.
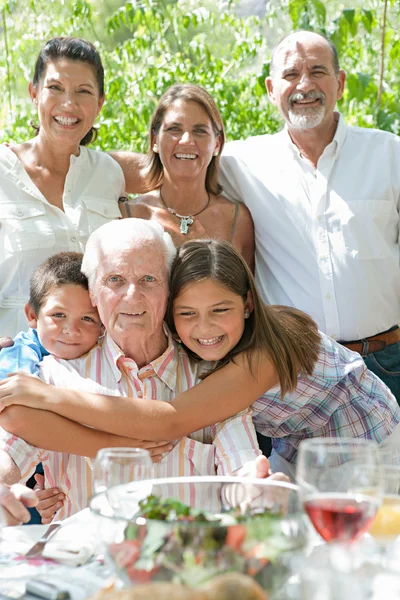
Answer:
340 326 400 357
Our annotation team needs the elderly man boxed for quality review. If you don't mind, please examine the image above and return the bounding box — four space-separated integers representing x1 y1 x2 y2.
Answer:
0 219 261 519
218 31 400 402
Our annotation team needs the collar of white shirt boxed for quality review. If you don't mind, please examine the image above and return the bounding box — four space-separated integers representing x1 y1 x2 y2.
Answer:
281 111 348 162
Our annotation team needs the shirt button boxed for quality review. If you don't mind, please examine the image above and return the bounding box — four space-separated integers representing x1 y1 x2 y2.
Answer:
326 293 332 300
16 209 24 217
70 235 77 243
104 208 108 215
137 391 143 398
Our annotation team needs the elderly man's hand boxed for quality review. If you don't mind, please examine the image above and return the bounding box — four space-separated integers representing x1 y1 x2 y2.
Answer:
0 373 49 412
0 337 13 350
0 483 38 526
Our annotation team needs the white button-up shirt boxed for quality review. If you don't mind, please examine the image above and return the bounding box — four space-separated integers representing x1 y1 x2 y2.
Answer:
220 114 400 341
0 145 124 336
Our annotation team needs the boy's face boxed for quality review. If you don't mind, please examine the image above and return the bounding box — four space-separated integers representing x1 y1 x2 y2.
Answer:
25 284 103 359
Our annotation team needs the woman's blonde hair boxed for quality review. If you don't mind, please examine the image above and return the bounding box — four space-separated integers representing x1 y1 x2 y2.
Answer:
166 240 321 398
143 84 225 195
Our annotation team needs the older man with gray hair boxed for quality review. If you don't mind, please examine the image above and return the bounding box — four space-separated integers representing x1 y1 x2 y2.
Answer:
0 219 262 519
219 30 400 404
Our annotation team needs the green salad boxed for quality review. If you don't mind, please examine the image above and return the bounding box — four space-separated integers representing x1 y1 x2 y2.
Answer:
107 495 304 589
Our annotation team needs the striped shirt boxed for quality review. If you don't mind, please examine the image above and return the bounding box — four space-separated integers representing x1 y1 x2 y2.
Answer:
0 334 260 518
253 332 400 462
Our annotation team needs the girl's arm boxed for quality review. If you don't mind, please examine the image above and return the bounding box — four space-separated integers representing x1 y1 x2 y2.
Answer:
0 352 278 442
0 405 172 458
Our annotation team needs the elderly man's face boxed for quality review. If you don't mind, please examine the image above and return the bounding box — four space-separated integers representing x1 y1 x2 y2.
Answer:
266 33 345 131
91 238 169 353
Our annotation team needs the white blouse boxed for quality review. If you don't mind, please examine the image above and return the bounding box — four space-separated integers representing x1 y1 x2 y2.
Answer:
0 145 125 336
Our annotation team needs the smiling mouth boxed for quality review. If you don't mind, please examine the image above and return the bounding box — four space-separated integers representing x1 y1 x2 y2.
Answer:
174 153 197 160
197 335 224 346
57 340 80 345
120 311 146 317
54 116 80 126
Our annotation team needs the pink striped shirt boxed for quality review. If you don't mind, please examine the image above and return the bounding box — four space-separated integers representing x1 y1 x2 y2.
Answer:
0 334 260 518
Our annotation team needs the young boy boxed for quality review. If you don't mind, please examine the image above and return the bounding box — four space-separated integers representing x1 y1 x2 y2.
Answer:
0 252 103 380
0 252 103 522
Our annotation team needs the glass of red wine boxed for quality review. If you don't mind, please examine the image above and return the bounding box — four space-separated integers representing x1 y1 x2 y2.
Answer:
296 438 383 543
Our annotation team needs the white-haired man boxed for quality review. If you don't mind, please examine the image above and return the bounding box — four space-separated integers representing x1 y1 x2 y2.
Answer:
0 219 262 518
218 30 400 403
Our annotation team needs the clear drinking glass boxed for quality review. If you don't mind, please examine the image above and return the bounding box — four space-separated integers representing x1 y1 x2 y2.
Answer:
92 447 153 495
296 438 383 543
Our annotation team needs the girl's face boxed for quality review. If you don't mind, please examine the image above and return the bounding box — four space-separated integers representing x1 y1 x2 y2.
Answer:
173 278 251 361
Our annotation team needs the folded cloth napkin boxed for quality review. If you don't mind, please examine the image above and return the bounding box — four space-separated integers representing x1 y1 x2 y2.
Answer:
41 510 98 566
1 508 98 567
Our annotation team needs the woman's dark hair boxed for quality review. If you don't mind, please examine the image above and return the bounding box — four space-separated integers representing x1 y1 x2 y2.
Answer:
28 251 87 315
143 84 225 195
166 240 321 398
31 37 104 146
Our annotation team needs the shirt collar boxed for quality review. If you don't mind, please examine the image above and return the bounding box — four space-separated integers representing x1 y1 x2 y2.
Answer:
103 327 182 392
281 111 347 161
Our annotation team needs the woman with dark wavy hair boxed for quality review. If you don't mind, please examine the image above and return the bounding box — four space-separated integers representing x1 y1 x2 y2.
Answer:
119 84 254 269
0 37 124 337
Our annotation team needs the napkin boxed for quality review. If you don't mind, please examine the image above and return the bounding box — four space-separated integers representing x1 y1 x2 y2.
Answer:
1 508 98 566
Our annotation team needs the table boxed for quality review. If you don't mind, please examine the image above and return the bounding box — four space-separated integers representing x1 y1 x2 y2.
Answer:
0 509 113 600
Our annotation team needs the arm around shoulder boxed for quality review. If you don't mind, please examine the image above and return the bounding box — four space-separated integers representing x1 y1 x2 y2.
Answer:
109 151 148 195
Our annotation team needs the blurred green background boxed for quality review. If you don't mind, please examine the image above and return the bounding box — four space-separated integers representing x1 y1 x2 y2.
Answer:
1 0 399 152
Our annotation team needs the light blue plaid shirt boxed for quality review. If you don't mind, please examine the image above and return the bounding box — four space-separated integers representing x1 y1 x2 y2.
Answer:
253 333 400 463
0 328 48 380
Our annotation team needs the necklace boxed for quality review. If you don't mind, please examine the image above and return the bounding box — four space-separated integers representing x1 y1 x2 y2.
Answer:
159 187 211 235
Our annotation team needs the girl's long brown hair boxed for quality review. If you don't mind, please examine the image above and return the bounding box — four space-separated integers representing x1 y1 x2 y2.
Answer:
166 240 321 398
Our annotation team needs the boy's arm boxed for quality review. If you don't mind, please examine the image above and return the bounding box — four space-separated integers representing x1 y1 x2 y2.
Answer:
211 408 261 476
0 330 47 380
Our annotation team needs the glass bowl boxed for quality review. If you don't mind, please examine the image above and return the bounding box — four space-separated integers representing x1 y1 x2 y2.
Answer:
89 476 307 595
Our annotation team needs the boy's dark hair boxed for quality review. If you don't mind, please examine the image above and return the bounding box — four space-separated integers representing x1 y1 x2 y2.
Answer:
29 252 88 315
167 240 321 398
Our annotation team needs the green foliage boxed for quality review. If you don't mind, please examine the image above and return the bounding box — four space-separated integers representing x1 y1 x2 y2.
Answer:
0 0 399 153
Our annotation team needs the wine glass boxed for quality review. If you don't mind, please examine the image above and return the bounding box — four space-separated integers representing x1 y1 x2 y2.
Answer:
92 447 153 494
296 438 382 543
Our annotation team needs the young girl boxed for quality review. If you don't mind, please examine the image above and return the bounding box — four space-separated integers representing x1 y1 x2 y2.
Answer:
166 240 400 477
0 240 399 481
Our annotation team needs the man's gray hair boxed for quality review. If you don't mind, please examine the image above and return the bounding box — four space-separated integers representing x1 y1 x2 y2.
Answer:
81 218 176 288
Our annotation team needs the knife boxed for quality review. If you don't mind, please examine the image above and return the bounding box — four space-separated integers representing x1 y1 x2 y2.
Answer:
25 523 62 558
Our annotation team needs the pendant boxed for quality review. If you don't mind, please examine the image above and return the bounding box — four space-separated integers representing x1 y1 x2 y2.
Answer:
179 216 194 235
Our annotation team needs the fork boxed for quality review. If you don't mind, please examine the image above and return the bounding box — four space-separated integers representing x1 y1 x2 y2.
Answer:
25 523 62 558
